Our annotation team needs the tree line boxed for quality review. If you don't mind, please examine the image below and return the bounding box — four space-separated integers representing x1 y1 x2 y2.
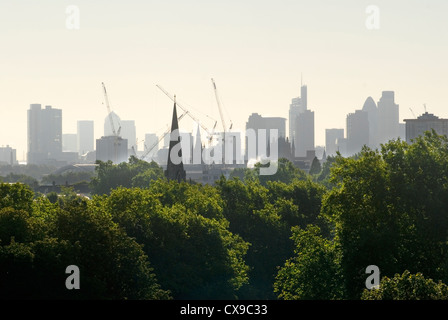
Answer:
1 131 448 300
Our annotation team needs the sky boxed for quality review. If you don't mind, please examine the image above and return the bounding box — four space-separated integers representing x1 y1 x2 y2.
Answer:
1 0 447 161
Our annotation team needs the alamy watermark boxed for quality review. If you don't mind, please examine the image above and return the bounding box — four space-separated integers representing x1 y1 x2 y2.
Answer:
365 265 380 290
65 265 80 290
365 5 380 30
170 128 279 175
66 5 80 30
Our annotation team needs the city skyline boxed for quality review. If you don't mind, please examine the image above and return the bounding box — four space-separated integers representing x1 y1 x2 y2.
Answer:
1 1 448 160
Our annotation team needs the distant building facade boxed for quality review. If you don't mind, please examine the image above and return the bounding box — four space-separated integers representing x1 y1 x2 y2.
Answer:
245 113 286 160
325 128 344 156
294 109 314 157
96 136 128 164
346 110 369 156
377 91 399 145
0 146 17 165
27 104 63 165
77 120 94 155
404 112 448 143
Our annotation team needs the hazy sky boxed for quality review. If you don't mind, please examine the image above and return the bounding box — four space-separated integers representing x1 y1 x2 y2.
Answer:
1 0 447 161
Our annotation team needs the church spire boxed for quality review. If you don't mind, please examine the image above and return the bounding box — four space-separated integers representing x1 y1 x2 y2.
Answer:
165 97 186 182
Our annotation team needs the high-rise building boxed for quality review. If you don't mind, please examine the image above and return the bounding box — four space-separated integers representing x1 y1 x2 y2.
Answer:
377 91 399 145
144 133 159 159
120 120 137 152
289 84 314 157
77 120 94 155
288 85 307 145
362 96 378 149
96 136 128 164
346 110 369 155
325 128 344 156
294 110 314 157
245 113 286 160
104 111 121 137
404 112 448 143
62 134 77 152
0 146 17 165
27 104 62 164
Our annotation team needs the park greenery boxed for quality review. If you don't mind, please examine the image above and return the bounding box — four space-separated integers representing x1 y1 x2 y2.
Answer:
1 131 448 299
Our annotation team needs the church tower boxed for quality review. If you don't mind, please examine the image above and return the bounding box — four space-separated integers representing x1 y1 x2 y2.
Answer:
165 96 186 182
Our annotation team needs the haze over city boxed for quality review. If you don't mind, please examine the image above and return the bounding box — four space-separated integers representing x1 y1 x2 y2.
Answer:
1 0 447 161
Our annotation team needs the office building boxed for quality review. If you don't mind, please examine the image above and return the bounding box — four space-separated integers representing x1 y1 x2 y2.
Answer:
121 120 137 152
96 136 128 164
326 128 344 156
362 96 378 149
346 110 369 156
77 120 94 155
144 133 159 159
0 146 17 165
377 91 399 145
104 111 121 137
245 113 286 160
404 112 448 143
27 104 62 164
294 110 314 157
62 134 77 152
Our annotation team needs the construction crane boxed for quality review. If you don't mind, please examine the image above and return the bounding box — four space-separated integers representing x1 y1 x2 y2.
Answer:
409 108 416 118
140 111 188 161
211 78 233 133
102 82 121 137
156 85 216 145
102 82 122 163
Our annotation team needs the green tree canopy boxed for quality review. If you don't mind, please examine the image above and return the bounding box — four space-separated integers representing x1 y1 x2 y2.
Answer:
361 270 448 300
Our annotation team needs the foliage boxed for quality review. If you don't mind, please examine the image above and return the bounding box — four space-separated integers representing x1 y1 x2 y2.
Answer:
90 156 164 195
361 270 448 300
322 132 448 298
274 225 343 300
102 185 249 299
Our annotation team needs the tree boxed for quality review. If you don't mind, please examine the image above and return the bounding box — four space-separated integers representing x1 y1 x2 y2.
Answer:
361 270 448 300
90 156 164 195
309 156 322 175
255 158 307 186
274 225 343 300
321 132 448 299
102 186 249 299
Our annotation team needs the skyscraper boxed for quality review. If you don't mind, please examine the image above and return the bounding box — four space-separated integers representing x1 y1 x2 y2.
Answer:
294 109 314 157
27 104 62 164
96 135 128 164
362 96 378 149
120 120 137 152
245 113 286 160
77 120 94 155
377 91 399 145
144 133 159 159
325 128 344 156
288 84 307 145
289 84 314 157
104 111 121 137
346 110 369 155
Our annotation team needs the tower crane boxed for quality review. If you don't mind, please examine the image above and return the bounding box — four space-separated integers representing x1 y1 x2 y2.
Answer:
102 82 121 137
102 82 122 163
211 78 233 133
409 108 416 119
156 85 216 145
140 111 188 161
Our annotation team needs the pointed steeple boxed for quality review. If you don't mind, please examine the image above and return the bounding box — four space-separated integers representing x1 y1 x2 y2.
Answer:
165 96 186 182
193 123 203 164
